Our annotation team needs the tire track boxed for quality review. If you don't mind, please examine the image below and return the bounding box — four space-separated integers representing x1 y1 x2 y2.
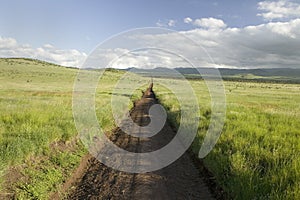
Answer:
67 84 214 200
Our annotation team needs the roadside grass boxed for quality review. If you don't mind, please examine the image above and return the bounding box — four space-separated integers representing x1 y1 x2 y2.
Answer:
0 58 81 198
0 58 140 199
15 140 86 199
155 78 300 200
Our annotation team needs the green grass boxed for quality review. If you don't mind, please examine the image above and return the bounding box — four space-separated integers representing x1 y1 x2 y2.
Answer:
0 58 140 199
15 141 86 199
155 79 300 199
0 58 78 167
1 58 299 199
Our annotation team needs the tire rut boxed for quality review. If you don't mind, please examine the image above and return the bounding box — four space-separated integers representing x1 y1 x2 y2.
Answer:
67 84 214 200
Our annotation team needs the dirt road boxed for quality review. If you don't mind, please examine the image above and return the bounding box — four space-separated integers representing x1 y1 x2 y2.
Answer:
66 85 214 199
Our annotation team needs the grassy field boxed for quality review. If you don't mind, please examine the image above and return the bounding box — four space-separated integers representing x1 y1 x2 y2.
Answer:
1 58 299 199
0 58 141 199
155 78 300 199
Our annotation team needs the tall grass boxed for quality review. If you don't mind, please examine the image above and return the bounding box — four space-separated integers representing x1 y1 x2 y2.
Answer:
2 58 299 199
0 58 137 198
155 79 300 199
1 58 78 170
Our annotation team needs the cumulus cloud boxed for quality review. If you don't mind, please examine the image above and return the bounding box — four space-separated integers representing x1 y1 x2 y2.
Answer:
184 17 193 24
0 36 87 67
193 17 227 29
110 49 189 69
2 13 300 69
3 16 300 69
187 18 300 68
83 45 190 69
257 0 300 21
119 18 300 69
168 19 176 27
43 44 55 49
0 36 18 49
184 17 227 30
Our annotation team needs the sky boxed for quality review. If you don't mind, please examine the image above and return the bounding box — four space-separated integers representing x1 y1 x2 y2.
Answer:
1 0 300 68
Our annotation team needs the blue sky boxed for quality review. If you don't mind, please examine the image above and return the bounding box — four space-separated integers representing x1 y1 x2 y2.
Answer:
0 0 262 52
1 0 300 68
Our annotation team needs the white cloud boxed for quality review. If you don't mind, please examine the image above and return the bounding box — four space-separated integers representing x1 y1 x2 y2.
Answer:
193 17 227 29
0 37 87 67
195 18 300 68
0 36 18 49
111 49 188 69
156 19 177 27
2 15 300 69
43 44 55 49
266 19 300 38
124 18 300 69
168 19 176 27
257 0 300 21
184 17 193 24
184 17 227 30
83 46 189 69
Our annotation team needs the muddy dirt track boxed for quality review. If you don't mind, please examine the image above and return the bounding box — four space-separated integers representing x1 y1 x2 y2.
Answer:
66 85 214 200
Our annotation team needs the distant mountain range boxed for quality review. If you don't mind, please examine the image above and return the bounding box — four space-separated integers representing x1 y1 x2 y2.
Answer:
125 67 300 83
2 58 299 83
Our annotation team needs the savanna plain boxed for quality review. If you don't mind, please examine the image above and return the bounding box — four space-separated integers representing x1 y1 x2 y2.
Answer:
0 58 299 199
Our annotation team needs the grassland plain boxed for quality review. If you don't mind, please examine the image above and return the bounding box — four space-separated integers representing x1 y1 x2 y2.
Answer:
1 58 300 199
155 78 300 199
0 58 142 199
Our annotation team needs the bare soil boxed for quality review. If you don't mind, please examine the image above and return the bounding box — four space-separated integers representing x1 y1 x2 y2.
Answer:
66 86 215 200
